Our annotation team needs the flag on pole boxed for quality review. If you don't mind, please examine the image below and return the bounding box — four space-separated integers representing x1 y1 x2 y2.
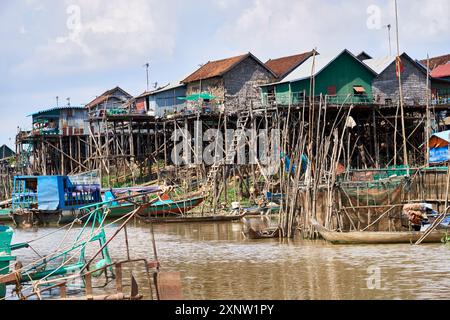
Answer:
396 56 404 78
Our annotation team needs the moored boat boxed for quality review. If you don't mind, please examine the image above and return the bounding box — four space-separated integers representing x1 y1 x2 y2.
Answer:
244 227 281 239
11 175 102 227
105 188 205 218
0 225 15 299
0 197 183 300
312 220 448 244
0 209 12 222
138 213 246 224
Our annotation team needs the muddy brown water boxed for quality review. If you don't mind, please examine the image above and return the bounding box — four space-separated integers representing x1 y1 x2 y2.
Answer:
5 220 450 300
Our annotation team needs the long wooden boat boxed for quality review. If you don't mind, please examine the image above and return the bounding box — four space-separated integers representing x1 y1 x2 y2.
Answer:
138 213 246 224
109 196 205 218
312 221 447 244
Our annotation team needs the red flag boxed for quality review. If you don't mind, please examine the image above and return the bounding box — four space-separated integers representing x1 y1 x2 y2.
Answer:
396 56 404 78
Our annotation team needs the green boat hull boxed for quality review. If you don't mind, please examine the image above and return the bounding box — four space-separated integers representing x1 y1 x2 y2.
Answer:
0 226 15 299
0 209 12 222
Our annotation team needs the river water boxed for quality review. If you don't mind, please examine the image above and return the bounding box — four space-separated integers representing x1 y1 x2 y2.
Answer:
6 220 450 300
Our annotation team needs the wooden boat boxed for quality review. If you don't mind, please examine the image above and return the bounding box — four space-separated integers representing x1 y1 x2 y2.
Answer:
11 175 102 227
138 213 246 224
0 209 12 222
242 205 281 217
109 195 205 218
0 225 15 299
0 200 182 300
312 221 447 244
244 227 281 239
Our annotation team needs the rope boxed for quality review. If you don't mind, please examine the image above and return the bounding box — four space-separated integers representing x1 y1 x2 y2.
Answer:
0 205 137 298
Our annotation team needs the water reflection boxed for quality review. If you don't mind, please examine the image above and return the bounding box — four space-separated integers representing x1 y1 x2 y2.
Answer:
7 220 450 300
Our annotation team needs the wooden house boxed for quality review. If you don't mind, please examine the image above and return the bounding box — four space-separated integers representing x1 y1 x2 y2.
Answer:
0 145 15 160
182 53 276 112
86 87 132 116
135 82 187 118
30 106 88 136
364 53 450 106
261 49 377 106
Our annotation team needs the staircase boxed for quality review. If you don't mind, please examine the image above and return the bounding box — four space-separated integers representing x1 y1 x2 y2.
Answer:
203 111 251 193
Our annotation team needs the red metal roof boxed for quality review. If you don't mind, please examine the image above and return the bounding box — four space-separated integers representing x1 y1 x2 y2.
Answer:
265 51 315 79
421 54 450 71
431 64 450 78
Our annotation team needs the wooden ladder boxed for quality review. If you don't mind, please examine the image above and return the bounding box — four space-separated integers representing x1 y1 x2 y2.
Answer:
203 111 251 193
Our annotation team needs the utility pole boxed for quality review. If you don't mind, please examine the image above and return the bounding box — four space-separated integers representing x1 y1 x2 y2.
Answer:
426 54 430 166
395 0 409 172
144 62 150 92
67 97 71 106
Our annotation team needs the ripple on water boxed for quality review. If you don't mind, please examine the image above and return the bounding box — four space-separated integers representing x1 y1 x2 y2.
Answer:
7 221 450 300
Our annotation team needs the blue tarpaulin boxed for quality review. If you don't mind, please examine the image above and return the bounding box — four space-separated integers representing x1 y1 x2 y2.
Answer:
430 146 449 164
37 176 60 210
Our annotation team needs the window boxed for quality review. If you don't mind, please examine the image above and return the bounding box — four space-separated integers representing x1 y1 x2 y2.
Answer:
327 86 337 96
353 86 366 95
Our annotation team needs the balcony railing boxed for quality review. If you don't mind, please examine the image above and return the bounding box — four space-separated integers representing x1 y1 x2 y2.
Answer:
262 91 450 108
262 92 375 107
432 89 450 105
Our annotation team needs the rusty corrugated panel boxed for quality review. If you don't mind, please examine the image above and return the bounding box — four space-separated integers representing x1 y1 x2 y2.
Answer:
421 54 450 71
182 54 250 83
265 51 315 79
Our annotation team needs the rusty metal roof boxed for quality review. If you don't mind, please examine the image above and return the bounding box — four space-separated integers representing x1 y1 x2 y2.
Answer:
86 86 132 109
421 54 450 71
431 64 450 78
265 51 315 79
182 53 275 83
182 54 249 83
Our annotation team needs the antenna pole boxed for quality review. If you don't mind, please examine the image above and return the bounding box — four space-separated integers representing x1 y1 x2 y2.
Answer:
387 24 392 56
144 63 150 92
395 0 409 171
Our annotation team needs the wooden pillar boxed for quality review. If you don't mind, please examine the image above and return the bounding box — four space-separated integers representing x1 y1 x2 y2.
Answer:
60 136 64 174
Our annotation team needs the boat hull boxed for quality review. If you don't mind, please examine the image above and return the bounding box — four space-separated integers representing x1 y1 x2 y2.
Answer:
244 227 281 239
110 196 205 218
0 209 12 222
313 222 447 244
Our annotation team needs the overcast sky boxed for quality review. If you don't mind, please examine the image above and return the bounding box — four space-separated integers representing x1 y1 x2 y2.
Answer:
0 0 449 147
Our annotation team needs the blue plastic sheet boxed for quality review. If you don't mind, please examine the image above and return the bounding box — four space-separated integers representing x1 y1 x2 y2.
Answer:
37 176 60 210
429 146 449 164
